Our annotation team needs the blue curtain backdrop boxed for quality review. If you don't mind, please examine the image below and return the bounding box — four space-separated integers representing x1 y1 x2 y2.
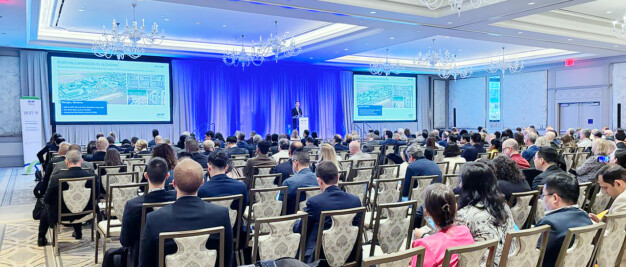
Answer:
172 59 353 138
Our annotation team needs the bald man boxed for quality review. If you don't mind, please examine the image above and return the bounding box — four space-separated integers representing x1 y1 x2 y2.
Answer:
139 159 233 267
502 138 530 169
348 141 371 166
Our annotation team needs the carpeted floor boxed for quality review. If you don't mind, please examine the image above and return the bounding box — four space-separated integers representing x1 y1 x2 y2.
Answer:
0 167 119 267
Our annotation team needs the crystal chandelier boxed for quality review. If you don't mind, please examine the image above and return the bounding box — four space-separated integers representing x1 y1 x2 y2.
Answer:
369 49 403 76
613 15 626 39
259 21 301 62
92 4 164 60
413 39 454 68
438 55 473 80
419 0 498 17
486 47 523 75
223 35 265 70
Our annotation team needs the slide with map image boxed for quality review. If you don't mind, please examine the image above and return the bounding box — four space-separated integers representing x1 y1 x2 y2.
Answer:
353 74 417 121
50 56 172 123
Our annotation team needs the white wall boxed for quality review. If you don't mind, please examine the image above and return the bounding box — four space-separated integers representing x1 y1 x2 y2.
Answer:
448 77 487 129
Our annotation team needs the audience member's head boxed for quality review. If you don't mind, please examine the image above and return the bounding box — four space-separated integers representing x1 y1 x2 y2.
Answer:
513 132 524 146
545 131 556 142
305 137 314 146
253 135 262 144
384 130 393 140
542 173 579 211
425 137 437 150
443 144 461 157
226 136 238 146
349 140 362 155
152 129 159 138
292 148 311 172
185 138 200 153
271 134 279 143
145 157 169 186
121 139 131 146
69 144 81 152
581 129 591 140
592 139 613 156
173 159 204 196
256 140 271 155
594 131 603 139
292 130 299 140
525 132 538 146
470 133 482 144
458 162 508 226
614 150 626 168
289 141 303 156
315 160 339 188
203 140 215 152
535 136 551 147
406 144 425 162
278 138 290 151
561 135 574 147
311 132 318 139
205 131 214 140
461 133 470 144
96 137 108 151
58 142 71 156
135 139 148 152
492 155 525 184
154 135 163 144
236 132 245 141
501 138 519 157
104 148 123 166
489 139 502 152
65 149 83 167
616 130 626 142
424 183 457 230
596 165 626 199
333 134 343 144
151 144 177 170
534 147 560 171
320 143 340 169
96 132 104 139
207 151 229 175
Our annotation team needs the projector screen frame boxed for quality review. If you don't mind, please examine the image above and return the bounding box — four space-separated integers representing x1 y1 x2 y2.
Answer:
47 52 174 125
352 72 418 123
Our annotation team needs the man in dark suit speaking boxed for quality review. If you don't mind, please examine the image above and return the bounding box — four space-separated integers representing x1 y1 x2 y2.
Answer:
291 100 303 130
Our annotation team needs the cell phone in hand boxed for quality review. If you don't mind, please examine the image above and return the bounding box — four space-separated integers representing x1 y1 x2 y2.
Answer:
597 156 610 163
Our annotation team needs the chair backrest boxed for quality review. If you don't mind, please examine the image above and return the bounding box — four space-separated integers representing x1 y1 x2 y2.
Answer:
377 164 400 180
252 213 307 262
408 175 439 207
577 182 592 208
442 174 459 191
442 239 498 267
251 173 282 189
339 160 354 177
247 187 288 236
133 163 147 174
253 165 276 176
489 151 499 159
141 201 175 236
103 183 146 235
202 194 244 250
574 152 590 168
315 207 366 267
104 172 137 192
588 185 613 214
452 162 465 174
498 224 550 267
231 154 249 159
339 181 369 206
595 212 626 267
562 153 575 171
357 158 377 168
370 201 417 256
507 190 539 229
370 178 403 226
352 166 375 182
436 161 449 175
294 187 321 212
158 226 225 267
123 158 145 170
139 154 152 161
554 222 606 267
477 153 489 160
230 158 247 167
384 145 395 156
338 150 349 160
534 185 546 223
278 157 290 164
372 145 382 152
58 176 97 221
362 246 426 267
434 149 445 163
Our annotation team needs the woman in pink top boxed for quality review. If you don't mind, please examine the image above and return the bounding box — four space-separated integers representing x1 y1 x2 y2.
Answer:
411 184 475 267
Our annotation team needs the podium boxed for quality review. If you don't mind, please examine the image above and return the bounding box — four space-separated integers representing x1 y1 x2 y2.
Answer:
298 117 309 138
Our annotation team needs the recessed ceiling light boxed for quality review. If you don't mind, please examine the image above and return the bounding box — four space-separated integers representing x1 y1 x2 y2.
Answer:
528 2 535 5
365 44 369 46
607 11 613 14
285 31 290 34
309 57 314 59
196 22 200 24
615 45 620 48
78 8 85 12
164 18 170 21
518 31 523 34
344 48 349 51
447 21 452 24
568 38 573 41
222 24 227 27
370 11 376 14
389 37 395 39
445 36 450 38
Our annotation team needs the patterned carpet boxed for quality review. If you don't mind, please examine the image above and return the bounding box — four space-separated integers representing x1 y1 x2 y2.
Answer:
0 167 119 267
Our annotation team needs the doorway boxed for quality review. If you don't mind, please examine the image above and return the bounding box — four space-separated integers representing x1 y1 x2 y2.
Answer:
559 102 602 132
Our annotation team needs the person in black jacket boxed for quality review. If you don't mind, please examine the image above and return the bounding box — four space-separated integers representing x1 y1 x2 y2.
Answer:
38 142 71 197
38 150 96 246
531 147 565 190
139 159 233 267
84 137 108 162
37 134 64 169
291 100 303 129
270 141 303 183
461 133 486 162
185 138 208 168
492 155 531 202
120 157 176 266
536 173 592 267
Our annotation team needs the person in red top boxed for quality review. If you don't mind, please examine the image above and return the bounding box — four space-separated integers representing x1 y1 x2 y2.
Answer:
410 184 475 267
502 138 530 169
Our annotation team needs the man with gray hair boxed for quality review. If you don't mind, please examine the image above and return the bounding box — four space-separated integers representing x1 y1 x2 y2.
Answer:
402 144 442 197
578 129 592 149
362 133 378 152
51 144 95 177
545 131 558 148
37 149 96 246
202 140 215 156
272 138 291 162
279 148 318 214
84 137 108 162
522 131 539 164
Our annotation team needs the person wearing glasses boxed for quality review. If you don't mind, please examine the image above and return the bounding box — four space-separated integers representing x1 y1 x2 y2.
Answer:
535 173 592 267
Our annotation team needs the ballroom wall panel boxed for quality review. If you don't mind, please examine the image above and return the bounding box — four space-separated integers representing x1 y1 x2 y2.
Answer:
501 71 548 129
448 77 486 129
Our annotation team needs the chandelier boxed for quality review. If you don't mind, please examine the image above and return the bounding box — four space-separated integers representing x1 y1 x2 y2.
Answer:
223 35 265 70
369 49 403 76
419 0 498 17
613 15 626 39
258 21 301 62
92 4 164 60
486 47 524 75
413 39 454 68
438 55 473 79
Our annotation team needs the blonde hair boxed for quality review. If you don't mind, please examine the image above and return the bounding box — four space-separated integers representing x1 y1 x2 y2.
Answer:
535 136 551 147
320 143 340 170
291 130 299 139
592 139 613 156
135 139 148 152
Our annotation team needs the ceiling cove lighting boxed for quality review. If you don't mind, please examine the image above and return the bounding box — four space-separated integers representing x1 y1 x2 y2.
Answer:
419 0 499 17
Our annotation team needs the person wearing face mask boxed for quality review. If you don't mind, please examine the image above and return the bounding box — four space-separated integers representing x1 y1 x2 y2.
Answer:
278 148 318 214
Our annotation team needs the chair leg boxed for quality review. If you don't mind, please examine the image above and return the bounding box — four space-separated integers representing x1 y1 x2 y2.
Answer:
95 231 99 264
55 226 60 255
102 235 107 258
91 219 95 242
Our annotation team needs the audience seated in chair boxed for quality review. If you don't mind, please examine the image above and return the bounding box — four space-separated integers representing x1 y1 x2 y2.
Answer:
492 155 531 202
272 138 291 162
441 144 465 175
203 140 215 156
531 147 565 190
270 141 303 183
37 150 96 246
348 140 372 165
461 133 486 162
402 144 442 197
535 173 592 267
279 148 318 215
295 160 362 263
84 137 108 162
184 138 208 168
226 135 249 158
410 183 475 267
138 158 233 267
521 132 539 165
575 139 613 183
120 157 176 266
502 139 530 169
198 151 248 208
333 134 350 151
243 141 276 188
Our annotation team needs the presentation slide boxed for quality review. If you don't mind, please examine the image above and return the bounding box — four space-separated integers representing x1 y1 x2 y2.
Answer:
49 56 172 124
353 74 417 122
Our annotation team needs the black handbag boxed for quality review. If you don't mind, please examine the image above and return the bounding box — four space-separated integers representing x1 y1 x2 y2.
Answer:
32 198 45 220
102 247 128 267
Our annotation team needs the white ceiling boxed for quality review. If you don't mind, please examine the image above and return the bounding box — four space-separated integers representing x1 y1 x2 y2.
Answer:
1 0 626 70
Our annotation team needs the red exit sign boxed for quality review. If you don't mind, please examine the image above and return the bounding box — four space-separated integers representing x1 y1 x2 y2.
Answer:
565 59 575 66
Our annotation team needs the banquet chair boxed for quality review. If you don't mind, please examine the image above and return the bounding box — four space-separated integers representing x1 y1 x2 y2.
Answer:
498 225 550 267
442 239 498 267
314 207 366 267
158 226 225 267
364 200 417 257
362 246 425 267
554 223 606 267
251 213 307 262
507 190 539 229
53 176 97 256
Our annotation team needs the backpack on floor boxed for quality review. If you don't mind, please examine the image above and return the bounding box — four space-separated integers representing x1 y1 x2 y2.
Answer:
102 247 128 267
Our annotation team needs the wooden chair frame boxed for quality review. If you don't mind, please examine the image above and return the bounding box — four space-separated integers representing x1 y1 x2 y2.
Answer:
201 194 244 255
554 222 606 267
158 226 225 267
362 246 426 267
339 181 370 206
507 190 539 229
498 224 550 267
251 213 307 262
442 239 498 267
436 162 449 175
369 200 418 257
245 186 288 247
54 176 97 256
294 187 321 212
314 207 367 267
452 162 465 174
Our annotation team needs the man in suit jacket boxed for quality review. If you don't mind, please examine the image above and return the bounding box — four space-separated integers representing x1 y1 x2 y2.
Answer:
120 139 134 153
279 148 318 214
531 147 565 190
202 140 215 156
378 131 397 146
270 141 303 184
461 133 486 162
536 173 592 267
147 129 159 148
333 134 349 151
225 136 248 158
292 100 303 129
120 157 176 266
272 138 291 163
269 134 280 155
198 151 248 206
84 137 108 162
402 144 442 197
243 141 276 188
40 142 71 193
184 138 208 168
106 136 122 152
295 161 361 263
38 150 96 246
362 133 379 152
591 165 626 266
139 159 233 267
522 132 539 164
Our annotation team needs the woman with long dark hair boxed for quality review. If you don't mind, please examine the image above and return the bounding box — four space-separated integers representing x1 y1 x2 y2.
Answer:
176 135 187 150
456 162 516 266
424 137 437 161
492 155 531 201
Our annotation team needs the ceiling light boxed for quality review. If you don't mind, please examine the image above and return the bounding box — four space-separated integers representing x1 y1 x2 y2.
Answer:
486 47 524 75
568 38 573 41
447 21 452 24
196 22 200 24
528 2 535 5
344 48 349 50
309 57 314 59
370 11 376 14
78 8 85 12
420 0 496 17
445 36 450 38
369 49 403 76
164 18 169 21
518 31 523 34
615 45 619 48
607 11 613 14
389 37 395 39
222 24 227 27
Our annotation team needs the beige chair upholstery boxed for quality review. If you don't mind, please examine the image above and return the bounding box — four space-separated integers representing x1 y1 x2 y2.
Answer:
339 181 369 206
594 212 626 267
295 187 321 212
365 178 402 228
442 239 498 267
507 191 539 229
244 187 287 245
436 162 449 175
251 174 282 189
498 225 550 267
554 222 606 267
352 167 375 182
158 227 225 267
365 201 417 258
252 213 307 262
562 153 575 171
577 182 592 209
408 176 438 207
442 174 459 191
54 177 97 257
362 247 426 267
434 150 445 163
315 207 366 267
377 165 400 180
